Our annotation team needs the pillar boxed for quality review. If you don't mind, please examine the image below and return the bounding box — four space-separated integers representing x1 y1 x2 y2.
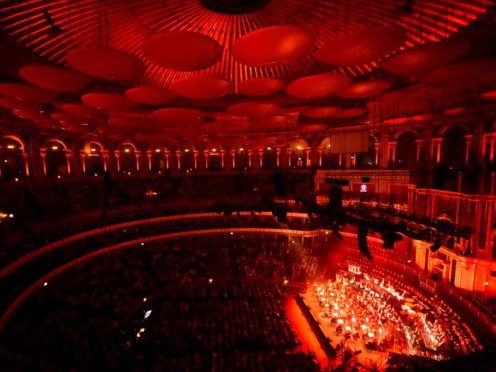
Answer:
40 148 47 176
431 137 442 165
102 149 109 173
29 137 43 179
345 153 352 169
65 149 72 176
175 150 181 171
415 140 423 162
306 147 311 167
387 141 397 165
114 150 120 173
194 150 199 170
318 146 322 168
165 150 170 170
146 150 152 172
286 148 292 168
203 149 209 170
135 150 141 172
248 149 253 169
220 149 226 169
22 152 30 177
374 142 380 167
80 150 87 175
230 149 236 169
258 148 263 168
276 147 281 168
464 135 473 165
379 133 389 168
488 136 495 164
71 140 83 177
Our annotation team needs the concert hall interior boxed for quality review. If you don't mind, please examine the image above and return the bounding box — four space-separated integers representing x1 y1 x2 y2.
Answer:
1 0 496 370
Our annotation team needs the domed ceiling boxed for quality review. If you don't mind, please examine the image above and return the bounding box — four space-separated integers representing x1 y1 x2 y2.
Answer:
0 0 494 148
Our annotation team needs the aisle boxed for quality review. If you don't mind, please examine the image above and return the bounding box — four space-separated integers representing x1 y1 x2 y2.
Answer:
285 297 328 369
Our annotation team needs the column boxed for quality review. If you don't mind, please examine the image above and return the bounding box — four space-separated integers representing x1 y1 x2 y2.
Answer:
40 148 47 176
431 137 442 165
387 141 397 165
258 148 263 168
203 149 209 170
65 149 73 176
491 172 496 196
345 153 352 169
230 149 236 169
338 153 343 168
114 150 120 173
276 147 281 168
135 150 141 172
318 146 323 168
374 142 380 167
22 152 30 177
165 150 170 170
351 152 356 167
220 149 226 169
29 137 43 179
286 148 292 168
489 136 495 164
248 150 253 169
102 149 109 172
175 150 181 171
71 140 83 177
80 150 87 175
146 150 152 172
194 150 199 170
464 135 473 165
305 147 311 167
379 133 389 168
415 140 423 162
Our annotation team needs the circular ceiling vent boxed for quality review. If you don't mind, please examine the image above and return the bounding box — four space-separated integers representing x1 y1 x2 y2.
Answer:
199 0 271 14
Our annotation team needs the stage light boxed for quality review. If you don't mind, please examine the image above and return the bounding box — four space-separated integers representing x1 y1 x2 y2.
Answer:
430 239 442 252
357 224 373 260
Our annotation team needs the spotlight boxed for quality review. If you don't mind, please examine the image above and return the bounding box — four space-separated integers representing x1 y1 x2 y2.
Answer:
357 224 373 260
430 239 442 252
381 231 403 249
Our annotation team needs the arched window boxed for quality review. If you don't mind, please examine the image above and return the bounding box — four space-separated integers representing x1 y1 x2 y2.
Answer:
260 146 277 170
395 131 417 169
321 137 343 169
84 142 104 176
118 142 138 174
43 139 68 178
492 235 496 261
205 146 222 171
234 147 249 170
355 135 376 169
290 139 309 169
0 137 25 180
440 126 467 191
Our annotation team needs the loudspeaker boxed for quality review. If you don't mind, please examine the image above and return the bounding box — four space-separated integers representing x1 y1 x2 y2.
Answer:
361 176 370 183
273 171 285 196
328 186 343 211
357 224 373 260
324 178 349 186
381 231 402 249
430 239 442 252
